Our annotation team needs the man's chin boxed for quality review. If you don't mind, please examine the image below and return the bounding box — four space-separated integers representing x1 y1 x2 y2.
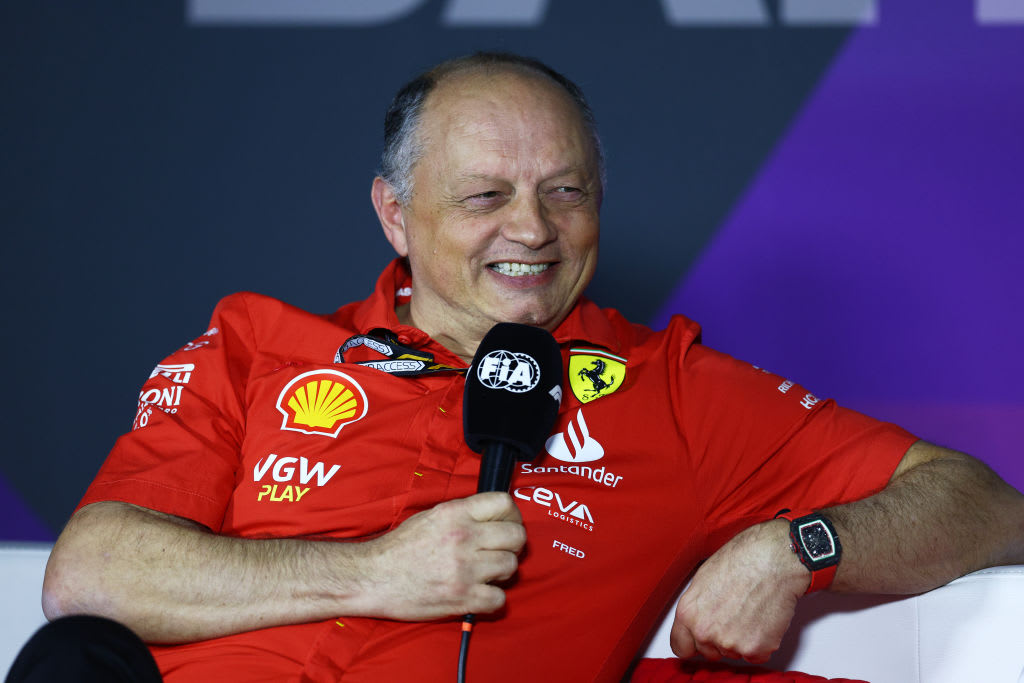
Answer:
487 304 568 331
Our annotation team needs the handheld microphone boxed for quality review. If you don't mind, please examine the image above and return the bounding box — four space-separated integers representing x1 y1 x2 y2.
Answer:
458 323 562 683
463 322 564 493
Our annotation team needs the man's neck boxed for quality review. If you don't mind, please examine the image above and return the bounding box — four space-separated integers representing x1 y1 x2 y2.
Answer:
394 302 480 365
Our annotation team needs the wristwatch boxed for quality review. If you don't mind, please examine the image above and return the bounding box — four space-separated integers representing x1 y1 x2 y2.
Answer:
775 510 842 593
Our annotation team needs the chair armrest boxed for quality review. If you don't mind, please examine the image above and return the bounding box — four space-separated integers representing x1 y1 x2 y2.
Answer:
639 566 1024 683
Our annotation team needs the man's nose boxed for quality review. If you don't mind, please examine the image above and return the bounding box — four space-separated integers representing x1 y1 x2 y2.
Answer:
500 195 557 249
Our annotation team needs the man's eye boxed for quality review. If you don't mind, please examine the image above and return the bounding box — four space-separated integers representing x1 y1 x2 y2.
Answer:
549 186 585 201
463 191 503 203
462 191 505 209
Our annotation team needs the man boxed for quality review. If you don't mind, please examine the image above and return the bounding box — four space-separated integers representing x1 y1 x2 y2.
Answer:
39 52 1024 681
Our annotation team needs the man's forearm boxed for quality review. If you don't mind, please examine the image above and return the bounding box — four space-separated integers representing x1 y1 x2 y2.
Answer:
825 440 1024 594
42 501 371 643
43 494 526 643
670 440 1024 662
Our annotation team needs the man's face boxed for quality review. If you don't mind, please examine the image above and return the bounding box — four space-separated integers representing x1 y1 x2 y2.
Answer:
379 69 601 354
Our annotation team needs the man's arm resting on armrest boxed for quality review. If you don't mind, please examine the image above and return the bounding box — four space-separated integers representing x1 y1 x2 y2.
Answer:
42 494 526 643
825 440 1024 592
670 440 1024 662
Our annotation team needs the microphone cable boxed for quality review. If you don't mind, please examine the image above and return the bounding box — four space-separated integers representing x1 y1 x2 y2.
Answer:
457 614 475 683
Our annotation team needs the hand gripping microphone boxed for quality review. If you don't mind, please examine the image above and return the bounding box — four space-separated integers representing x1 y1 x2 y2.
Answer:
463 322 564 493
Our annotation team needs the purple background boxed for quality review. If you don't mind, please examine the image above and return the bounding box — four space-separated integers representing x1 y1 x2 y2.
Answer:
656 1 1024 491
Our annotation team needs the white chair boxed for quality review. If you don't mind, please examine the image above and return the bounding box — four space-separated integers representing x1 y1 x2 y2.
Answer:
4 543 1022 681
1 543 50 679
641 565 1024 682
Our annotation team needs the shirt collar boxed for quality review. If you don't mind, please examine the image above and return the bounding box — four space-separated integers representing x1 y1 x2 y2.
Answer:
343 258 624 357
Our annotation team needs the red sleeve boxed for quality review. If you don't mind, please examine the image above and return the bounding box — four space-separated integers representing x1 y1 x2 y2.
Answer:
673 341 917 550
77 293 257 530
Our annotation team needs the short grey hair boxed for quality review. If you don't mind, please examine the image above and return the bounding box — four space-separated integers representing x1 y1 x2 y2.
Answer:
378 52 605 205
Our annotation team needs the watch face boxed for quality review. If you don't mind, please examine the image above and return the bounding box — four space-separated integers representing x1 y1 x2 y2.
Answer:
798 521 836 561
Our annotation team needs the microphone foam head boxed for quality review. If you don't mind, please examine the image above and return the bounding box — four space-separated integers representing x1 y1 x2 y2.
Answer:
463 323 563 460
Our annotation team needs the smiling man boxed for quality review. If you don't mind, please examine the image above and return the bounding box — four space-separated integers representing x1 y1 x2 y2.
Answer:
28 53 1024 683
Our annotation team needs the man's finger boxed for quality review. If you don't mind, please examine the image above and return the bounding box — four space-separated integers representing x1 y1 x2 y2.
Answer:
465 583 507 614
465 492 522 523
473 520 527 554
474 549 520 583
695 642 724 661
669 623 697 659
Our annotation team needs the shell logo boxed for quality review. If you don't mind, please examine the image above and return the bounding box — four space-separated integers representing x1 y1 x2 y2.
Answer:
276 370 368 438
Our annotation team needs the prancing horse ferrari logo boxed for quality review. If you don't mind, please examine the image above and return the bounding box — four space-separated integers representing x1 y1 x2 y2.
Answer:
568 349 626 404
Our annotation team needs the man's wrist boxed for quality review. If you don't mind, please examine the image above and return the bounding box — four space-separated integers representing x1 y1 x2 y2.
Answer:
769 518 812 594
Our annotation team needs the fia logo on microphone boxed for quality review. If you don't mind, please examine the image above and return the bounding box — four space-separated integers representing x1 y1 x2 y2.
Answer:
477 350 540 393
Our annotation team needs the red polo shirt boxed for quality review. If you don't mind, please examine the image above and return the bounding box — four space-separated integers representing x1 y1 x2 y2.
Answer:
80 259 915 682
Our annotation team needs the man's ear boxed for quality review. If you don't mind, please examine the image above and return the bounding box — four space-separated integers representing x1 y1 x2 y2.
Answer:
371 177 409 257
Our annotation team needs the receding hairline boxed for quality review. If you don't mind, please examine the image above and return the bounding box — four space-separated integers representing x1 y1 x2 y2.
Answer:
422 58 576 95
378 52 606 204
419 62 589 127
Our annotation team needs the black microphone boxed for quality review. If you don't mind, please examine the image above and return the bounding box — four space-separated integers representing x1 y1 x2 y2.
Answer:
458 323 562 682
463 322 563 493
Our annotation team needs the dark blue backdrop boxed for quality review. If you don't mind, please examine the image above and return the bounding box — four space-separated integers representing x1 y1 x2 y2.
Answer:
2 0 1021 540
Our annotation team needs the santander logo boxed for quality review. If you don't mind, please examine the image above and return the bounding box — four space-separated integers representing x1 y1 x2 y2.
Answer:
545 409 604 463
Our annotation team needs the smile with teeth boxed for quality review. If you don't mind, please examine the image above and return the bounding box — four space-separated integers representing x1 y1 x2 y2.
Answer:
489 262 550 276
